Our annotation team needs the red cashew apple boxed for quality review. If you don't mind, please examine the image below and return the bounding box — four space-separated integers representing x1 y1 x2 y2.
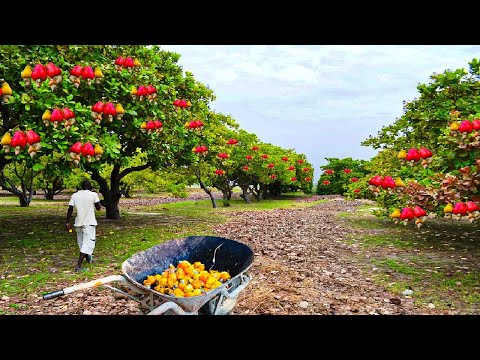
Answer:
400 207 414 221
406 148 420 162
458 120 473 133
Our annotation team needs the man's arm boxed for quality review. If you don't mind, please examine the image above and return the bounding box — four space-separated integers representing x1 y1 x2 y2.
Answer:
93 191 102 211
66 205 74 231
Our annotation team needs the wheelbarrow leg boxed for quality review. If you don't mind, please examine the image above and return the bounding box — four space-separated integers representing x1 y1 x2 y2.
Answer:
147 302 198 315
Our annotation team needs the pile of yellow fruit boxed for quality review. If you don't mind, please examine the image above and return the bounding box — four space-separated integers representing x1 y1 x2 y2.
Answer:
142 260 231 298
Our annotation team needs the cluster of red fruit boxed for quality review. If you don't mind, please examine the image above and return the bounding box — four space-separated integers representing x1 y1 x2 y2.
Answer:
185 120 204 131
261 154 269 159
115 56 141 71
243 166 250 171
251 146 259 151
325 169 334 175
192 145 208 155
68 141 103 165
269 174 277 180
140 120 163 134
390 206 428 228
443 201 480 223
297 159 304 164
69 65 103 88
267 163 275 169
291 177 297 181
397 147 433 167
1 82 13 103
302 167 310 172
305 177 312 182
351 177 358 182
1 130 41 157
173 99 191 108
245 155 253 161
131 85 157 102
450 119 480 136
42 108 76 130
21 63 63 90
368 175 405 196
281 157 289 162
215 169 225 176
227 139 238 145
217 153 230 159
343 168 352 174
323 180 330 185
91 101 125 124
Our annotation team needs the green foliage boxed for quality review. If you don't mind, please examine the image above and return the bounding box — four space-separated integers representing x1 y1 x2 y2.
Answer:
0 45 214 212
316 157 368 195
362 58 480 219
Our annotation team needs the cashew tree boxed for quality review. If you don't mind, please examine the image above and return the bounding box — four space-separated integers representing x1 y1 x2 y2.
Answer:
0 45 214 217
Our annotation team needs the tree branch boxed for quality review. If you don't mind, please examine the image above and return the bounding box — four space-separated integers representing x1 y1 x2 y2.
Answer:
0 170 21 196
90 168 109 194
119 162 153 180
28 168 34 201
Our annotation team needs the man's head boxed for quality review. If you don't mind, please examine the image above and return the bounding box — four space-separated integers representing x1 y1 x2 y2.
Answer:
81 180 92 190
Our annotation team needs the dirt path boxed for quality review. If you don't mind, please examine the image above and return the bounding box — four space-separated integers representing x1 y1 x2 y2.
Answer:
217 198 442 315
4 198 444 315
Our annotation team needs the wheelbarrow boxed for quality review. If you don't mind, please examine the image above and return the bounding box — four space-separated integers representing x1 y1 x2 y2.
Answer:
42 236 254 315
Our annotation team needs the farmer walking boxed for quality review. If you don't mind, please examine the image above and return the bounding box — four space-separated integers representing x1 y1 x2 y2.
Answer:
66 180 102 272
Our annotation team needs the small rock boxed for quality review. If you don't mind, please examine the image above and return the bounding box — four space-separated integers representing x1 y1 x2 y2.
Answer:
298 301 309 309
1 295 10 301
83 310 93 315
402 289 414 296
428 303 435 309
456 282 462 286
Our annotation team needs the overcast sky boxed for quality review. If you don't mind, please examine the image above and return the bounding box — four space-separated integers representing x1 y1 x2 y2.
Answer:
161 45 480 180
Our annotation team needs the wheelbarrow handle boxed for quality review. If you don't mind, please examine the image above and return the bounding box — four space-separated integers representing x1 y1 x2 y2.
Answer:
43 290 65 300
42 275 129 300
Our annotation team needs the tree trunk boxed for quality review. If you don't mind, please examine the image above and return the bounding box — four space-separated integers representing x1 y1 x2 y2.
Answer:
105 198 121 220
18 194 30 207
44 176 64 200
88 162 153 220
260 184 268 200
0 166 34 207
240 186 252 204
44 188 55 200
221 189 230 207
196 173 216 208
120 181 132 198
91 166 122 220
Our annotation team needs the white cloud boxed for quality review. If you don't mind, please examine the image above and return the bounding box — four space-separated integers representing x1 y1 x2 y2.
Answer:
160 45 480 180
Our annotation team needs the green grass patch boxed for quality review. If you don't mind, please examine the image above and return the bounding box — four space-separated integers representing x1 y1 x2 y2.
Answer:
371 259 421 276
342 202 480 312
147 197 328 216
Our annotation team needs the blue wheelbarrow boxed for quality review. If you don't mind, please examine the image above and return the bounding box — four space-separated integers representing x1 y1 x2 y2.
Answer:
42 236 254 315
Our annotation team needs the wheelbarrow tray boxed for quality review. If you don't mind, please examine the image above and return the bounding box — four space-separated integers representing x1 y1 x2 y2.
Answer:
121 235 254 313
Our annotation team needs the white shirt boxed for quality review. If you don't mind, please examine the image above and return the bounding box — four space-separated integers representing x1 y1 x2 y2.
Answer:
68 190 101 227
